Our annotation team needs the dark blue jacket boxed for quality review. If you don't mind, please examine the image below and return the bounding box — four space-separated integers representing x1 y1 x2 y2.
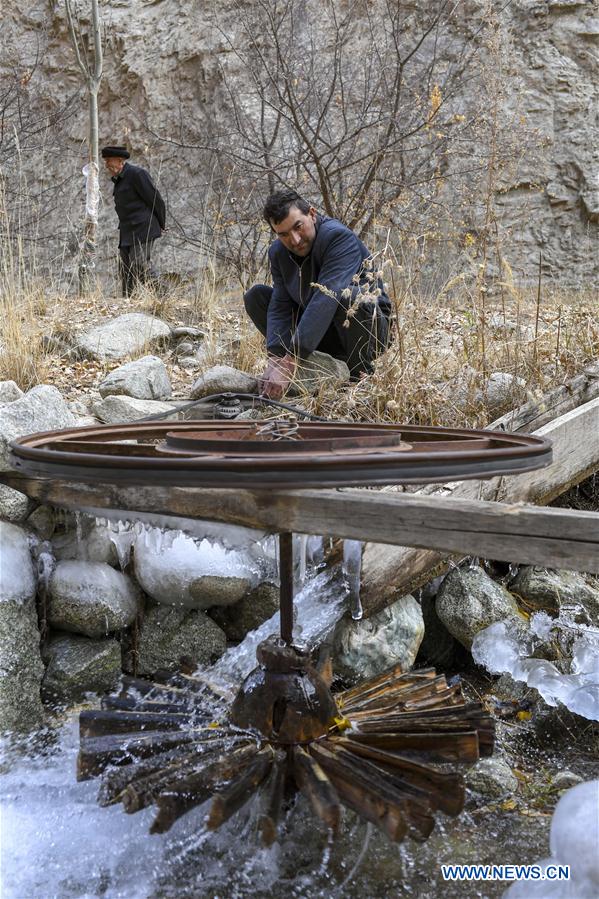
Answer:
266 215 391 358
111 162 166 248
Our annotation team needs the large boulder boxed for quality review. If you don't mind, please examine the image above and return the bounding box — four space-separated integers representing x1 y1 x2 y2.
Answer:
510 566 599 623
133 528 258 609
0 385 76 470
92 395 178 424
48 560 142 638
333 594 424 683
293 351 350 394
98 354 172 400
42 634 121 703
0 484 33 522
75 312 171 362
134 604 227 675
0 522 45 731
190 365 258 399
436 565 521 649
209 581 280 641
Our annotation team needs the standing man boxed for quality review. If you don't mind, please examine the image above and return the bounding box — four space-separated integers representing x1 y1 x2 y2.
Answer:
244 190 392 399
101 145 166 297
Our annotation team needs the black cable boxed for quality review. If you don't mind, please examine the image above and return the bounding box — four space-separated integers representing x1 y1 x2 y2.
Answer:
134 392 330 423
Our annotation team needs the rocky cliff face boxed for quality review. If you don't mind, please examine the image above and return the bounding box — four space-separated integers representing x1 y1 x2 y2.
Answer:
1 0 597 287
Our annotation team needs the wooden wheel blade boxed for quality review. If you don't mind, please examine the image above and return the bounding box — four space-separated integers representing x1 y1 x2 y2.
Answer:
345 730 481 763
293 746 341 834
258 753 288 847
206 747 274 831
79 709 193 739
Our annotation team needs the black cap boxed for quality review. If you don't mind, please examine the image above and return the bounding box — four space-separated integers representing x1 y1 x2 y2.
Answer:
101 145 130 159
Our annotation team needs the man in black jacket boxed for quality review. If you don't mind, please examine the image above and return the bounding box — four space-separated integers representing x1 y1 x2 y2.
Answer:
244 190 392 398
101 145 166 297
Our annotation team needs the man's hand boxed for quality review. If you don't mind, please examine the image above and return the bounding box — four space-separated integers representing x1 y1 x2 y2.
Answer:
258 354 296 400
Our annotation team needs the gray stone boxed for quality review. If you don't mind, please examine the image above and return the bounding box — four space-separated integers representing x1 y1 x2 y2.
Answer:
42 634 121 703
0 484 33 522
172 326 206 340
0 522 45 731
75 313 171 362
436 566 521 649
48 560 142 638
0 380 24 403
551 770 583 791
189 575 251 609
98 354 172 400
510 566 599 623
477 372 526 414
174 341 195 356
190 365 258 399
0 385 76 471
209 581 280 640
466 757 518 798
92 394 179 424
135 604 227 675
26 505 56 541
293 351 350 394
333 594 424 684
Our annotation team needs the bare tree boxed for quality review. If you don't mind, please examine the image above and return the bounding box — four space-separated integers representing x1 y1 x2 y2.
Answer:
65 0 103 294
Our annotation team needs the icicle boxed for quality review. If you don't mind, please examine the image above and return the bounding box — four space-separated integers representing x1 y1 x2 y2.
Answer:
342 539 363 620
293 534 308 591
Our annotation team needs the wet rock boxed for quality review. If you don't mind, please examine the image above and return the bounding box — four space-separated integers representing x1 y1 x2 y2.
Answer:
209 581 280 640
190 365 258 399
75 312 171 362
0 385 76 471
510 566 599 623
551 770 583 791
135 604 227 675
436 565 521 649
98 354 172 400
0 380 24 403
92 394 179 424
133 528 258 609
333 594 424 683
26 505 56 541
189 575 251 609
48 560 142 638
0 522 45 731
292 351 350 394
42 634 121 703
466 757 518 798
0 484 33 522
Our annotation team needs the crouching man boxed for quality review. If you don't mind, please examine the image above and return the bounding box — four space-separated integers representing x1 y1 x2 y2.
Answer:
244 190 392 399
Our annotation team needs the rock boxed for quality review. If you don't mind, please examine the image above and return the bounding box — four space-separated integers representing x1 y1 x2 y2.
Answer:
0 380 24 403
189 575 251 609
209 581 280 640
135 604 227 675
42 634 121 703
172 326 206 340
26 505 56 541
0 484 33 522
98 355 172 400
436 565 521 649
477 372 526 414
75 313 171 362
48 560 142 638
133 527 258 609
92 395 179 424
293 351 350 394
466 757 518 797
174 340 195 356
510 566 599 623
0 385 76 471
333 594 424 683
551 770 583 792
0 522 45 732
190 365 258 399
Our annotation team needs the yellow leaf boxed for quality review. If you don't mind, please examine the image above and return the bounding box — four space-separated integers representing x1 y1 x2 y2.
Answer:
208 721 220 729
517 711 532 721
501 799 517 811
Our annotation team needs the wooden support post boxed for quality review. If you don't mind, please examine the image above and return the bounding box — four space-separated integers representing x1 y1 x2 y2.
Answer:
279 532 294 645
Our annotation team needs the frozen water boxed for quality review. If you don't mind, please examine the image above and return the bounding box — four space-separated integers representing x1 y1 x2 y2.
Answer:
342 539 363 620
213 570 348 685
472 612 599 721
